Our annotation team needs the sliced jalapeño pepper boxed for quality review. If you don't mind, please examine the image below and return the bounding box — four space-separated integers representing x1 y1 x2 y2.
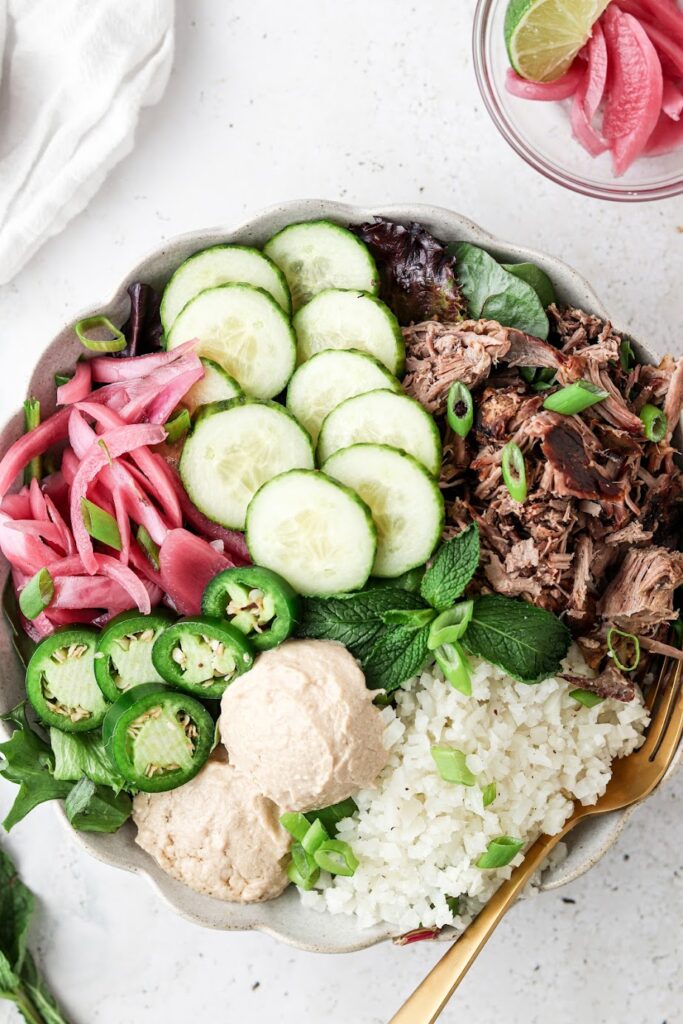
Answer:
201 566 299 651
151 616 254 699
102 683 214 792
94 608 175 703
26 626 108 732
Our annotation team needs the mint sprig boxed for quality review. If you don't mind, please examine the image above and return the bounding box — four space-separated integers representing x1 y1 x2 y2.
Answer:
420 523 480 611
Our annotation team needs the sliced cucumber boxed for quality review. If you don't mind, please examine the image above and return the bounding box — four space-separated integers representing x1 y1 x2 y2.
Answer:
317 389 442 476
161 245 291 331
294 289 404 375
166 284 296 400
286 348 401 444
322 444 444 578
246 469 377 595
183 358 242 416
264 220 378 311
179 399 314 530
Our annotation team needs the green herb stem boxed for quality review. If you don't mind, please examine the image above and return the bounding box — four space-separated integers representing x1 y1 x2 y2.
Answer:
22 399 42 484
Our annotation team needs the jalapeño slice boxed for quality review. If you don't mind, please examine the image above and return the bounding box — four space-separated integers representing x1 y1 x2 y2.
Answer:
94 608 175 703
201 566 299 651
26 627 108 732
151 616 254 699
102 683 214 792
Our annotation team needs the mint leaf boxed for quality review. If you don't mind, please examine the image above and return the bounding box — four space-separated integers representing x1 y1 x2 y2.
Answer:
65 777 132 833
381 608 436 629
298 589 428 662
462 594 571 683
20 952 70 1024
0 708 71 832
420 524 480 612
450 242 549 339
363 623 431 692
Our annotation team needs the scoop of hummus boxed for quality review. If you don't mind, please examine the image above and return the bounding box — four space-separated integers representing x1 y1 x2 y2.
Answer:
220 638 388 812
133 757 291 902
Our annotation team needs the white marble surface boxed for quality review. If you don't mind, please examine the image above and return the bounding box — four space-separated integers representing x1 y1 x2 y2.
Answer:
1 1 682 1022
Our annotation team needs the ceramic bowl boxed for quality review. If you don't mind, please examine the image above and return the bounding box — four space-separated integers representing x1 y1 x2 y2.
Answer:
0 200 678 952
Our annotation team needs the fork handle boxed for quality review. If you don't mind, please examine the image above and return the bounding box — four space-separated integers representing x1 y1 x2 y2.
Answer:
388 824 573 1024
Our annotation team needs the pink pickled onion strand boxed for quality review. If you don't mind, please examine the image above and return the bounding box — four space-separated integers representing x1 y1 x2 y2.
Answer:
128 542 165 589
94 553 151 614
56 361 93 405
645 108 683 151
505 63 583 100
69 423 166 574
160 461 250 564
115 354 204 423
0 515 59 574
662 77 683 119
142 365 205 425
0 491 31 519
22 611 54 640
159 528 231 615
111 483 131 565
89 339 199 383
29 479 49 522
52 576 131 610
47 607 100 627
637 16 683 75
638 0 683 42
41 472 70 519
60 449 79 487
44 495 76 556
68 408 97 459
0 407 71 500
5 520 68 550
109 461 169 545
603 8 664 174
584 22 609 120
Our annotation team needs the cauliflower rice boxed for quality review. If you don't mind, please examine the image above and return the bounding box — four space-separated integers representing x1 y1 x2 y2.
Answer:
299 645 649 934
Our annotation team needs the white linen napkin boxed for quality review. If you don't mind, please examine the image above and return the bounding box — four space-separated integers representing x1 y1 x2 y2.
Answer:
0 0 174 285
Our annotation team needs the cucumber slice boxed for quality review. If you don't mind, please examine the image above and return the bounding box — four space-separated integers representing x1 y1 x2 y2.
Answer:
264 221 379 311
183 358 242 416
180 399 314 530
161 245 291 331
294 289 404 375
166 284 296 400
246 469 377 595
317 389 442 476
322 444 444 578
286 348 401 444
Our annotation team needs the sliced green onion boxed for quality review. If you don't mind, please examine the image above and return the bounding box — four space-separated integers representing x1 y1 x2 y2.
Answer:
501 440 527 503
446 896 460 915
301 818 329 855
75 315 126 353
519 367 537 384
287 852 320 891
382 607 436 629
482 782 497 807
542 380 608 415
569 688 603 708
476 836 524 870
18 568 54 620
305 798 358 836
164 408 191 444
607 627 640 673
532 367 556 392
54 372 72 388
80 499 122 551
428 601 473 650
435 642 472 696
23 398 41 483
280 811 310 842
430 746 476 786
639 404 666 443
619 338 635 371
447 382 474 439
313 839 359 877
136 525 160 571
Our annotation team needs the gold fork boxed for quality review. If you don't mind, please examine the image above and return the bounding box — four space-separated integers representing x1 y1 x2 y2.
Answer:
389 657 683 1024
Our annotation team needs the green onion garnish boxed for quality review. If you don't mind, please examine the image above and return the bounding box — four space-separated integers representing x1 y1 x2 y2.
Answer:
569 688 603 708
476 836 524 869
313 839 359 877
435 642 472 696
301 818 329 855
18 568 54 621
427 601 473 650
445 895 460 915
23 398 41 484
80 499 122 551
305 798 358 836
607 627 640 673
619 338 635 371
639 403 666 443
382 607 437 630
287 849 320 890
280 811 310 842
532 367 556 392
501 440 527 503
519 367 536 384
75 315 126 353
136 525 160 570
430 745 476 786
542 380 608 415
54 372 72 388
164 408 191 444
482 782 497 807
447 382 474 438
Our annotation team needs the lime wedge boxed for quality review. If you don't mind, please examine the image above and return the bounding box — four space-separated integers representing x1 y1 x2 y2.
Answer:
505 0 610 82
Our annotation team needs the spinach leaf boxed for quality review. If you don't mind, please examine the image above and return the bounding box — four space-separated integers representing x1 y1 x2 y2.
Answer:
50 730 126 792
501 262 556 309
449 242 549 339
420 524 480 612
65 777 132 833
462 594 571 683
362 622 432 692
0 847 70 1024
0 705 71 832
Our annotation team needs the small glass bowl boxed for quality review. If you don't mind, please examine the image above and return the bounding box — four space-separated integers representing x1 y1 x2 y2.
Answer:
473 0 683 202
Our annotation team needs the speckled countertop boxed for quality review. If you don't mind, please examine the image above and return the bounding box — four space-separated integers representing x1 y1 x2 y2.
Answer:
0 2 682 1022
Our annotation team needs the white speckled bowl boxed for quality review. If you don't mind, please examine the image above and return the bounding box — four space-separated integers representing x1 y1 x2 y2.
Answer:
0 201 679 952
